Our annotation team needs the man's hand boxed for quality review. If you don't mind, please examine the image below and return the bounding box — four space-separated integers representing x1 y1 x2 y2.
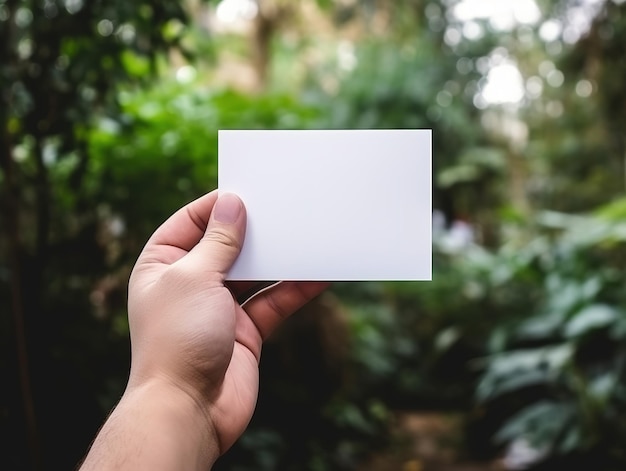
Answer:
80 191 328 470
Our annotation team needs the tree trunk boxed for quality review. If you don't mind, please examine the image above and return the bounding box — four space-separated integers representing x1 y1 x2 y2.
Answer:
0 126 42 471
0 0 42 465
251 6 276 92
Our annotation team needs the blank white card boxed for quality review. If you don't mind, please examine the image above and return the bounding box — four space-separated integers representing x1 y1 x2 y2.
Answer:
218 129 432 281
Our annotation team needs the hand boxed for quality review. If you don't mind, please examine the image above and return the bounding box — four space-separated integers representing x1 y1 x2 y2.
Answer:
80 191 328 470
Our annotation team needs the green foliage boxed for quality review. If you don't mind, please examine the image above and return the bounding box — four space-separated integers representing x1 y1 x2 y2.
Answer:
87 81 319 243
1 2 199 468
465 209 626 468
349 202 626 468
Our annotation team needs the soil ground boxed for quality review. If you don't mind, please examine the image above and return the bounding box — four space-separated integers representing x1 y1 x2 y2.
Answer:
362 412 505 471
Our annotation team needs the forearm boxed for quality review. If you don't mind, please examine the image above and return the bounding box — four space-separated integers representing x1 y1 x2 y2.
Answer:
79 379 219 471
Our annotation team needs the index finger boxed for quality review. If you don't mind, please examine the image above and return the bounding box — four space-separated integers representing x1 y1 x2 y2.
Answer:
242 281 330 340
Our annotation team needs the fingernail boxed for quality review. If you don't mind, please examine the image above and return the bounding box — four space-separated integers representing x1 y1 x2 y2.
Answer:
213 193 242 224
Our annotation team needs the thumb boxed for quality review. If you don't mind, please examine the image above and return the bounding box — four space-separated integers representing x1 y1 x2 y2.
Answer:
190 192 247 278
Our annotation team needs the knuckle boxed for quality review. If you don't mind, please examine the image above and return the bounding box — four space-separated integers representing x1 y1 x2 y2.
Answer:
202 228 241 251
265 291 290 321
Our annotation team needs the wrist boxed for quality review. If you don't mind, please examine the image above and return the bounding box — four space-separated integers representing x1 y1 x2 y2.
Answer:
80 375 222 471
119 378 220 468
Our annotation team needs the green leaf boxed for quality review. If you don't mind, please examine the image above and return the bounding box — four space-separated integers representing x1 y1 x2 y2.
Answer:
564 304 618 338
476 345 573 401
477 369 553 402
495 401 576 447
437 164 480 187
594 196 626 221
516 310 567 340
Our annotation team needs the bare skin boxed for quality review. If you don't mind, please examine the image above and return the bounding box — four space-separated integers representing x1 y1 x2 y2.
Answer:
79 191 328 470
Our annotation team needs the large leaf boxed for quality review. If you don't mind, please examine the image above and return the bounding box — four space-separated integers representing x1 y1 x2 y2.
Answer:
476 345 573 401
495 401 577 447
564 304 618 338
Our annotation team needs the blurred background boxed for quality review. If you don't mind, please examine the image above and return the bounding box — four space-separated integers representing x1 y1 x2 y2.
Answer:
2 0 626 469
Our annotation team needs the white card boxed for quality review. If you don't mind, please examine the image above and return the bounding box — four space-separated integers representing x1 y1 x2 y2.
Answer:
218 129 432 281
